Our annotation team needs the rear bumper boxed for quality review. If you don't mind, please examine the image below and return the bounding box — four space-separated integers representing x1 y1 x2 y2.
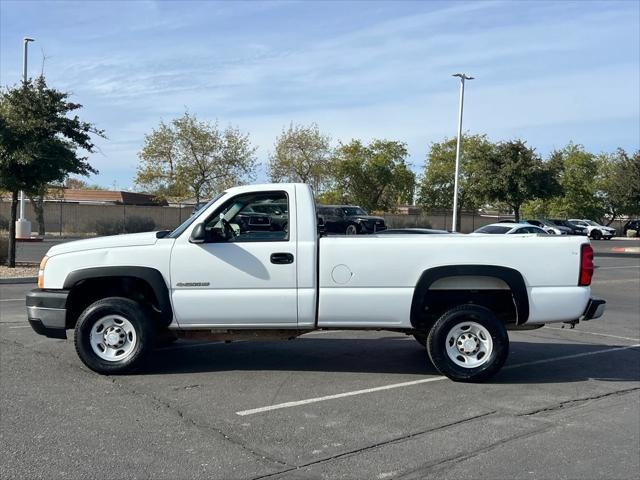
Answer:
26 289 68 339
582 297 606 320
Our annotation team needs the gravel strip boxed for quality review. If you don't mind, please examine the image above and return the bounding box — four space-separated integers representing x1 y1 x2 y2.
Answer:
0 266 39 279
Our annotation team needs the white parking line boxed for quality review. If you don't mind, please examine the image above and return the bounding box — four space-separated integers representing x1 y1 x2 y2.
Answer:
0 298 24 303
505 344 640 369
235 343 640 416
236 376 448 416
8 325 31 329
545 326 640 343
302 330 347 336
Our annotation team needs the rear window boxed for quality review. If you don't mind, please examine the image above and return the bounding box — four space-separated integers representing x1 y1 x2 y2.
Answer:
475 225 512 234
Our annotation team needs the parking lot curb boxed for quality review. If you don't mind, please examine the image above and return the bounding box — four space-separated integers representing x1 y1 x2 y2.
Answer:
0 277 37 285
611 246 640 254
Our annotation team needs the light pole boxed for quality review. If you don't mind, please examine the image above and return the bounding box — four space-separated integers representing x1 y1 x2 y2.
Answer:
16 37 35 240
451 73 473 233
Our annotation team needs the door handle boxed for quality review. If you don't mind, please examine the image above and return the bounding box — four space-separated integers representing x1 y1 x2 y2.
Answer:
270 253 294 264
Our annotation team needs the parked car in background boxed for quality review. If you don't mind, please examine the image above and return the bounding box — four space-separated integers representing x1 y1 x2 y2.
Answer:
317 205 386 235
472 223 548 235
569 219 616 240
548 219 587 235
623 219 640 237
524 219 570 235
376 228 450 235
240 201 289 232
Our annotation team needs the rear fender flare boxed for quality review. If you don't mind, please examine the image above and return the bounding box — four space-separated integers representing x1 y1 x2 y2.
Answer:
410 265 529 326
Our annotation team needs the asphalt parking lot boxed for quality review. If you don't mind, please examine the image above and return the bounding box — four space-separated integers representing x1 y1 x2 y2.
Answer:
1 254 638 479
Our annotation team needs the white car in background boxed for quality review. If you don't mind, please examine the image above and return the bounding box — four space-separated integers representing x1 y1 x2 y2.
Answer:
472 223 549 235
569 219 616 240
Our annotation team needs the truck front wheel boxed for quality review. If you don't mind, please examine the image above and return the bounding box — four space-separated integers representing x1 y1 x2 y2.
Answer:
426 305 509 382
74 297 155 374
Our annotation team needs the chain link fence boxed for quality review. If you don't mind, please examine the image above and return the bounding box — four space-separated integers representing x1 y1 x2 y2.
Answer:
0 200 633 237
0 201 194 237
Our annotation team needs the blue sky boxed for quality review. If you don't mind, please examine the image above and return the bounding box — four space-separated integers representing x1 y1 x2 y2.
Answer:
1 0 639 189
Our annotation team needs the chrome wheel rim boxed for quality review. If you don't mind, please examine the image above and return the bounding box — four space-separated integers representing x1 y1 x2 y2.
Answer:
346 225 357 235
90 315 137 362
445 321 493 368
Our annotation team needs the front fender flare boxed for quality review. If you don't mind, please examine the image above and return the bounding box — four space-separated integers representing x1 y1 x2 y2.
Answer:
63 266 173 324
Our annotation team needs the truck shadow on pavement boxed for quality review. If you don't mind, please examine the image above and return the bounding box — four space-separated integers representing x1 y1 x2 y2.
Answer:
143 337 640 384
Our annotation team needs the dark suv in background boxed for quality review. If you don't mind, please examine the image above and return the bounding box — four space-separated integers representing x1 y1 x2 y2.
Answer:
317 205 387 235
623 219 640 237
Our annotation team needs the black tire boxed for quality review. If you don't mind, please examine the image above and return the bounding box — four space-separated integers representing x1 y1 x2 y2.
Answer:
74 297 155 374
345 224 358 235
591 230 602 240
413 333 427 347
426 305 509 382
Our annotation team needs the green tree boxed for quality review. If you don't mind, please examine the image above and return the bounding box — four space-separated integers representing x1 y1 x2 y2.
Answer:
136 112 257 204
0 77 101 266
598 149 640 222
418 134 493 225
268 123 333 194
328 139 415 212
546 143 603 219
476 140 560 222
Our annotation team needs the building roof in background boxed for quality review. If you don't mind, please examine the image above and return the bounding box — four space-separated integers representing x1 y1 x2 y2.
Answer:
53 189 167 206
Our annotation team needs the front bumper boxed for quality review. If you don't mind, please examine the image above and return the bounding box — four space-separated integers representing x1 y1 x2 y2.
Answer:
582 297 606 321
360 222 387 233
26 289 68 339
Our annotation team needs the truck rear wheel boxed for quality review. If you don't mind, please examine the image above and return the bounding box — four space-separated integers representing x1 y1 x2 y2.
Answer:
74 297 155 374
426 305 509 382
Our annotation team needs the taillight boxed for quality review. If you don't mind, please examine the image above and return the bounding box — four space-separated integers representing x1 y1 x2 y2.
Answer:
579 244 594 286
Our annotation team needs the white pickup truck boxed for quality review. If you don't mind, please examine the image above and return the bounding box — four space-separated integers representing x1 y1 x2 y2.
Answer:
27 183 605 381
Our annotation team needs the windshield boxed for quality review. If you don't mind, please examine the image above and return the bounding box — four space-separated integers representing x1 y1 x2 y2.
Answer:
475 225 512 234
585 220 601 226
341 207 367 216
169 192 225 238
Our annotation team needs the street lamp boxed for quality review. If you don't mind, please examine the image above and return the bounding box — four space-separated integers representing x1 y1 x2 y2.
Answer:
451 73 474 233
16 37 35 240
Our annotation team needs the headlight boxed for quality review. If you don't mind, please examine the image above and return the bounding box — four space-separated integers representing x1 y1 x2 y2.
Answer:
38 256 49 289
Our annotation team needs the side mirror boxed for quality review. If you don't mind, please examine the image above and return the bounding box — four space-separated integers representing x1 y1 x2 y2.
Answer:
189 223 206 243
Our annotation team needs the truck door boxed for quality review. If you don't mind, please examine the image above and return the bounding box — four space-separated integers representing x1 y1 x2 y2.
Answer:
170 188 298 327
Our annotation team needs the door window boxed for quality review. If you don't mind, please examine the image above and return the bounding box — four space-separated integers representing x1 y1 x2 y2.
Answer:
203 191 289 242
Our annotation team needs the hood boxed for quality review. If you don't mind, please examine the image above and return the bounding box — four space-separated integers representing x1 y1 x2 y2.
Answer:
47 231 162 256
349 215 385 222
